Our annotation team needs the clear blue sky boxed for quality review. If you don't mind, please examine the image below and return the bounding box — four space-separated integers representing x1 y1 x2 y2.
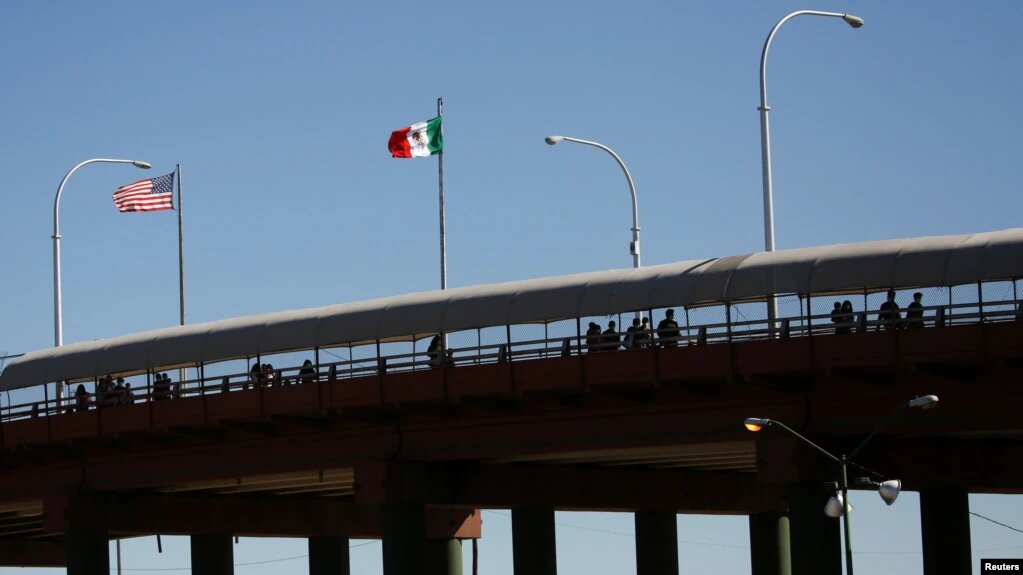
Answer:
1 1 1021 572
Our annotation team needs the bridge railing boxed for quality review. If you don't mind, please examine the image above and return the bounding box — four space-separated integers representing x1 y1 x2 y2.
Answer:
2 286 1021 423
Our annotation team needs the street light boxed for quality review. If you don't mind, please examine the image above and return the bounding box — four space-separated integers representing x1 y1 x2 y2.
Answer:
744 394 937 575
545 135 641 270
758 10 863 328
53 158 151 349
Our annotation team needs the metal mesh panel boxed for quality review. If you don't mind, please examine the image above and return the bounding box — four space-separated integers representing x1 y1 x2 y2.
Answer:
981 280 1017 321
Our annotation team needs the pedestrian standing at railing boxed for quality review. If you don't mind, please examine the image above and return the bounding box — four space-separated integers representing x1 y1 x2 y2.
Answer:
75 384 90 412
299 360 317 384
585 322 602 353
427 335 443 367
657 309 681 347
906 292 925 328
602 320 621 351
625 317 641 349
836 301 854 334
831 302 843 332
878 289 902 330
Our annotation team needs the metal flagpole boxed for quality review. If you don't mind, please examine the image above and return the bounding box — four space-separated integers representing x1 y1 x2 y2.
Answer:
176 164 186 385
437 97 446 290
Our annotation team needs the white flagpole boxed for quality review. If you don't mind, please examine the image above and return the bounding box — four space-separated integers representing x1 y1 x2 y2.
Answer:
176 164 185 326
176 165 186 386
437 97 446 290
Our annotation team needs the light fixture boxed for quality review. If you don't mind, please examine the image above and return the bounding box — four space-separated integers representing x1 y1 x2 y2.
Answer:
878 479 901 505
825 492 849 518
907 395 939 410
544 135 564 145
842 14 865 28
744 417 771 432
132 160 152 169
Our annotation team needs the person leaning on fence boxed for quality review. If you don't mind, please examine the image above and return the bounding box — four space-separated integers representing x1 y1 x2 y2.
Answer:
585 322 602 353
906 292 925 328
299 359 317 384
602 321 621 351
635 317 651 348
426 335 443 367
657 309 681 347
878 289 902 330
831 302 843 332
75 384 90 412
836 300 854 334
625 317 641 349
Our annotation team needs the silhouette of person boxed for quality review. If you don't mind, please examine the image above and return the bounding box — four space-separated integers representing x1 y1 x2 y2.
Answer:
878 289 901 330
299 360 317 384
657 309 681 347
602 321 621 352
585 322 602 353
75 384 90 412
635 317 651 348
831 302 843 332
626 317 641 349
427 335 443 367
837 300 854 334
906 292 924 328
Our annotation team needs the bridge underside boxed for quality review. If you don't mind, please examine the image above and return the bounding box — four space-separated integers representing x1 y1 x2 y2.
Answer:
1 322 1022 571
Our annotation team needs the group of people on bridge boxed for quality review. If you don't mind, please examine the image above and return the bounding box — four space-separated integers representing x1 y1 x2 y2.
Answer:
585 309 681 353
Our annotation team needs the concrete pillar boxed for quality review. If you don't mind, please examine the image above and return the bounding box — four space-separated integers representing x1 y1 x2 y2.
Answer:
309 536 350 575
749 512 792 575
634 510 679 575
512 506 557 575
66 529 109 575
920 488 971 575
382 503 426 575
190 534 234 575
787 486 840 575
424 538 463 575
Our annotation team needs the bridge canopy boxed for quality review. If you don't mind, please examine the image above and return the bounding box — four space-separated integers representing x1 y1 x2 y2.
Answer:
2 228 1022 391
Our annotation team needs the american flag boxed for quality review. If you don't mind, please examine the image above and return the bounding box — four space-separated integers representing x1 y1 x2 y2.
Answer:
113 172 175 213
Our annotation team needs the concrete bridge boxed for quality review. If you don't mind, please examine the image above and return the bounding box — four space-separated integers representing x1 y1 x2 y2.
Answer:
2 228 1022 575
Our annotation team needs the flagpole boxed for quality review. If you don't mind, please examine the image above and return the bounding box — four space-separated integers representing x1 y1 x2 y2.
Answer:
176 164 186 386
437 97 446 291
176 164 185 326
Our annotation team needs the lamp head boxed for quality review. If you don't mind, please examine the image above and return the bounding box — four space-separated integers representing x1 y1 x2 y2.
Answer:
907 395 939 410
824 493 846 518
744 417 771 432
132 160 152 169
545 135 564 146
842 14 864 28
878 479 901 505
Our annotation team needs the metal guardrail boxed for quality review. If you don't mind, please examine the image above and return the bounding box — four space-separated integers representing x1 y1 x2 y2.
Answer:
2 293 1021 423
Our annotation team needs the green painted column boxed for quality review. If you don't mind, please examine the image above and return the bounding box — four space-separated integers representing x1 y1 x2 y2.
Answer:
749 512 791 575
309 536 350 575
787 486 840 575
424 538 463 575
512 507 557 575
382 503 426 575
66 529 109 575
920 488 971 575
635 510 679 575
190 534 234 575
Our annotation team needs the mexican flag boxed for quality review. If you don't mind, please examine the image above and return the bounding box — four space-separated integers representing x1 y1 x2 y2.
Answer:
388 116 443 158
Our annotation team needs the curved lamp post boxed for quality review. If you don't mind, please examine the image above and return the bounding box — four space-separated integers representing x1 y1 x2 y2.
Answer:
545 135 641 270
53 158 151 348
744 394 938 575
759 10 863 328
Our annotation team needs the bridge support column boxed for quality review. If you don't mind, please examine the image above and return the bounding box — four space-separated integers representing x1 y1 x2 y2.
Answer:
382 503 426 575
749 512 791 575
920 488 971 575
512 506 557 575
66 529 109 575
424 538 463 575
309 536 350 575
190 534 234 575
634 510 679 575
787 486 840 575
